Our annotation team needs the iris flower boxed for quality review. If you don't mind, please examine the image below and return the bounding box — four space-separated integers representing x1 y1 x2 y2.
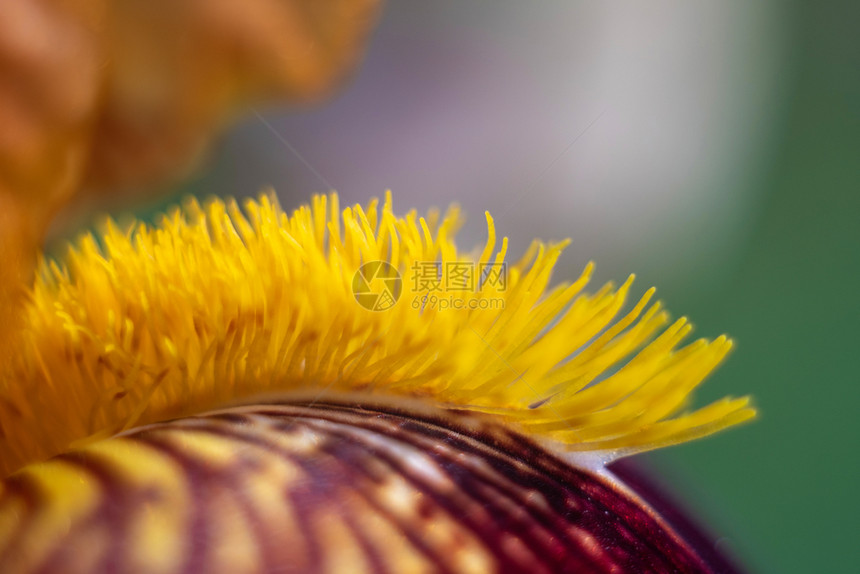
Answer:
0 5 753 572
0 192 755 573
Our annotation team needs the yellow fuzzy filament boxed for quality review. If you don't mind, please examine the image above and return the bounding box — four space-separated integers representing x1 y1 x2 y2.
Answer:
0 192 755 476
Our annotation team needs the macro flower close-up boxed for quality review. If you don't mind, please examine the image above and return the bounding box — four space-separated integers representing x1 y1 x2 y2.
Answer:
0 190 754 573
1 2 857 574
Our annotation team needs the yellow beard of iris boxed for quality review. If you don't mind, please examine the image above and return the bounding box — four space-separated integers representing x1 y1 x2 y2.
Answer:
0 192 755 477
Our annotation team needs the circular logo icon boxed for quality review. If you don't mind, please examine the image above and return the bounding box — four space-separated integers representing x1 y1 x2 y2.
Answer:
352 261 402 311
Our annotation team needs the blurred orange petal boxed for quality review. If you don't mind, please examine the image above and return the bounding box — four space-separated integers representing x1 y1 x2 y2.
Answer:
0 0 382 361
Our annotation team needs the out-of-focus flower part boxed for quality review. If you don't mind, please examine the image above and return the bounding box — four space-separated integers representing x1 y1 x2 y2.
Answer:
0 0 381 360
86 0 382 191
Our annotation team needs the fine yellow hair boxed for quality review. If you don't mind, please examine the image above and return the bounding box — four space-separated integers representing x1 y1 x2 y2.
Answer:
0 192 755 476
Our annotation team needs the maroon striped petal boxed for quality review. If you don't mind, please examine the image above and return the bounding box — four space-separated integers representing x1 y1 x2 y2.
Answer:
0 400 737 573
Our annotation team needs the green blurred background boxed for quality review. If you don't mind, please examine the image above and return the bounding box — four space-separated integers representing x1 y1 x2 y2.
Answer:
646 1 859 571
61 1 858 572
